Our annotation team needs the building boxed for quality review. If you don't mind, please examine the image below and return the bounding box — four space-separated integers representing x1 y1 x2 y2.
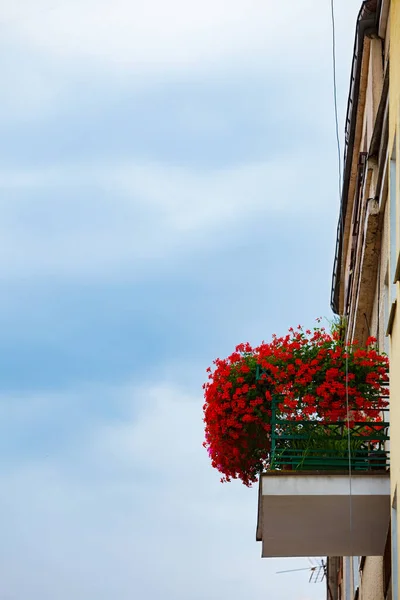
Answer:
328 0 391 598
388 0 400 599
256 2 393 600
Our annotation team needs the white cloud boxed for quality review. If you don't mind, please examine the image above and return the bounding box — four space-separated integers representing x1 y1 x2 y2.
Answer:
0 0 362 123
0 59 62 122
0 2 364 598
0 154 336 280
103 158 319 229
3 0 361 77
0 379 324 600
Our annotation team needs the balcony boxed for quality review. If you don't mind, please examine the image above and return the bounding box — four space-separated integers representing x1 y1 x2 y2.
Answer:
202 326 390 556
256 409 390 557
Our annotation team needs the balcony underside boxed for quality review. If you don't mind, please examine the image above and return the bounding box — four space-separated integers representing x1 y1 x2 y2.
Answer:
257 471 390 557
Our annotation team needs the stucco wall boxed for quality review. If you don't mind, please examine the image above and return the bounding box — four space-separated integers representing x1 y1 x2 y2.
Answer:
337 6 391 600
359 557 385 600
343 36 385 346
370 200 390 353
390 4 400 599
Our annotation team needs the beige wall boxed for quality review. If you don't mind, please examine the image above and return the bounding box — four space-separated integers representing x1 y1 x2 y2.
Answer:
390 4 400 600
359 557 385 600
342 37 385 347
370 201 390 353
336 7 390 600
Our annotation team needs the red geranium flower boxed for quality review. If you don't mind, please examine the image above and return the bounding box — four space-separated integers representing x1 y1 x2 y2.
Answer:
203 322 389 486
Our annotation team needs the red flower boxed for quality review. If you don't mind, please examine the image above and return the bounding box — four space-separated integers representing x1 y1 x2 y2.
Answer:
203 324 389 486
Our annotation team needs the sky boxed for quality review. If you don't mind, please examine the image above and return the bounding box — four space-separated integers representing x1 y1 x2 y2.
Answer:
0 1 363 598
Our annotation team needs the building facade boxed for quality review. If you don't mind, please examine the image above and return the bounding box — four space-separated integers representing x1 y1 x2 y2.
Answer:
255 3 396 599
389 1 400 599
329 0 392 598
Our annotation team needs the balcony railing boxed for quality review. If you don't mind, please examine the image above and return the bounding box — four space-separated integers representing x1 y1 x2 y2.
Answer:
268 400 390 473
257 397 390 557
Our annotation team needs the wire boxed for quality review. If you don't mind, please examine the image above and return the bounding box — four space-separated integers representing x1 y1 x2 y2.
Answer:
330 0 343 199
330 0 353 557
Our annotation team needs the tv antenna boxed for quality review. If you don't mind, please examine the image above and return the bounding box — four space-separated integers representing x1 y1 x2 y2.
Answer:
276 558 326 583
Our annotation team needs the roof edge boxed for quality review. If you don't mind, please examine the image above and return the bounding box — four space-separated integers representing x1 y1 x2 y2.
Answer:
330 2 378 314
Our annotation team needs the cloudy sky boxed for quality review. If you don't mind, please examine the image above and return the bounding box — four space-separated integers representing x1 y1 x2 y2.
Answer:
0 1 362 598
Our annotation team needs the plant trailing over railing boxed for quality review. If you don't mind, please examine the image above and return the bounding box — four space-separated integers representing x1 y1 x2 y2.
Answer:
202 322 389 486
269 405 389 472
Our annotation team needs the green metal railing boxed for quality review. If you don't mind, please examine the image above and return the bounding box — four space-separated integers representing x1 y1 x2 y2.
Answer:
269 399 390 472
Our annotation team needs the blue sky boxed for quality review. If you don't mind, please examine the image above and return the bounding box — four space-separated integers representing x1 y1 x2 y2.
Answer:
0 1 362 598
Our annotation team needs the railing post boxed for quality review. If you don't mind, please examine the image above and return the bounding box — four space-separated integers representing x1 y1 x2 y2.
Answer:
270 397 277 469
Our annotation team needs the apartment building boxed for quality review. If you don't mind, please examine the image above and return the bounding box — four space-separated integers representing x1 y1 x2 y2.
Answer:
388 1 400 599
328 0 391 598
254 3 396 600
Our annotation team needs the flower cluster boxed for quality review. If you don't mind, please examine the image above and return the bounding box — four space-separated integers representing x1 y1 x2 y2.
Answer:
203 323 389 486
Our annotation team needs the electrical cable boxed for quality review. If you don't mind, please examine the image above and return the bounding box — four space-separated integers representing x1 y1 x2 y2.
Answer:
330 0 343 200
330 0 354 557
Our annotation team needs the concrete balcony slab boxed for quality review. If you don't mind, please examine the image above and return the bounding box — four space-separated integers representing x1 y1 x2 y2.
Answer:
256 471 390 557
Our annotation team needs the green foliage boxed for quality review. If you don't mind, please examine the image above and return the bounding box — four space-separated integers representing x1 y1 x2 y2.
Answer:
272 422 388 471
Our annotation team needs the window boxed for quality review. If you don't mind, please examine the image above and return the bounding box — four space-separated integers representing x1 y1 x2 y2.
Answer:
384 522 392 598
384 269 390 351
387 138 397 335
390 153 397 295
352 556 360 596
344 557 352 599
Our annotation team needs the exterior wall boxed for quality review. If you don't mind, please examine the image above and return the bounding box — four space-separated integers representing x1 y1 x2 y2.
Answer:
390 3 400 600
341 34 385 346
369 201 390 353
359 557 385 600
355 207 390 600
332 556 387 600
329 2 392 599
327 557 340 600
341 37 371 316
